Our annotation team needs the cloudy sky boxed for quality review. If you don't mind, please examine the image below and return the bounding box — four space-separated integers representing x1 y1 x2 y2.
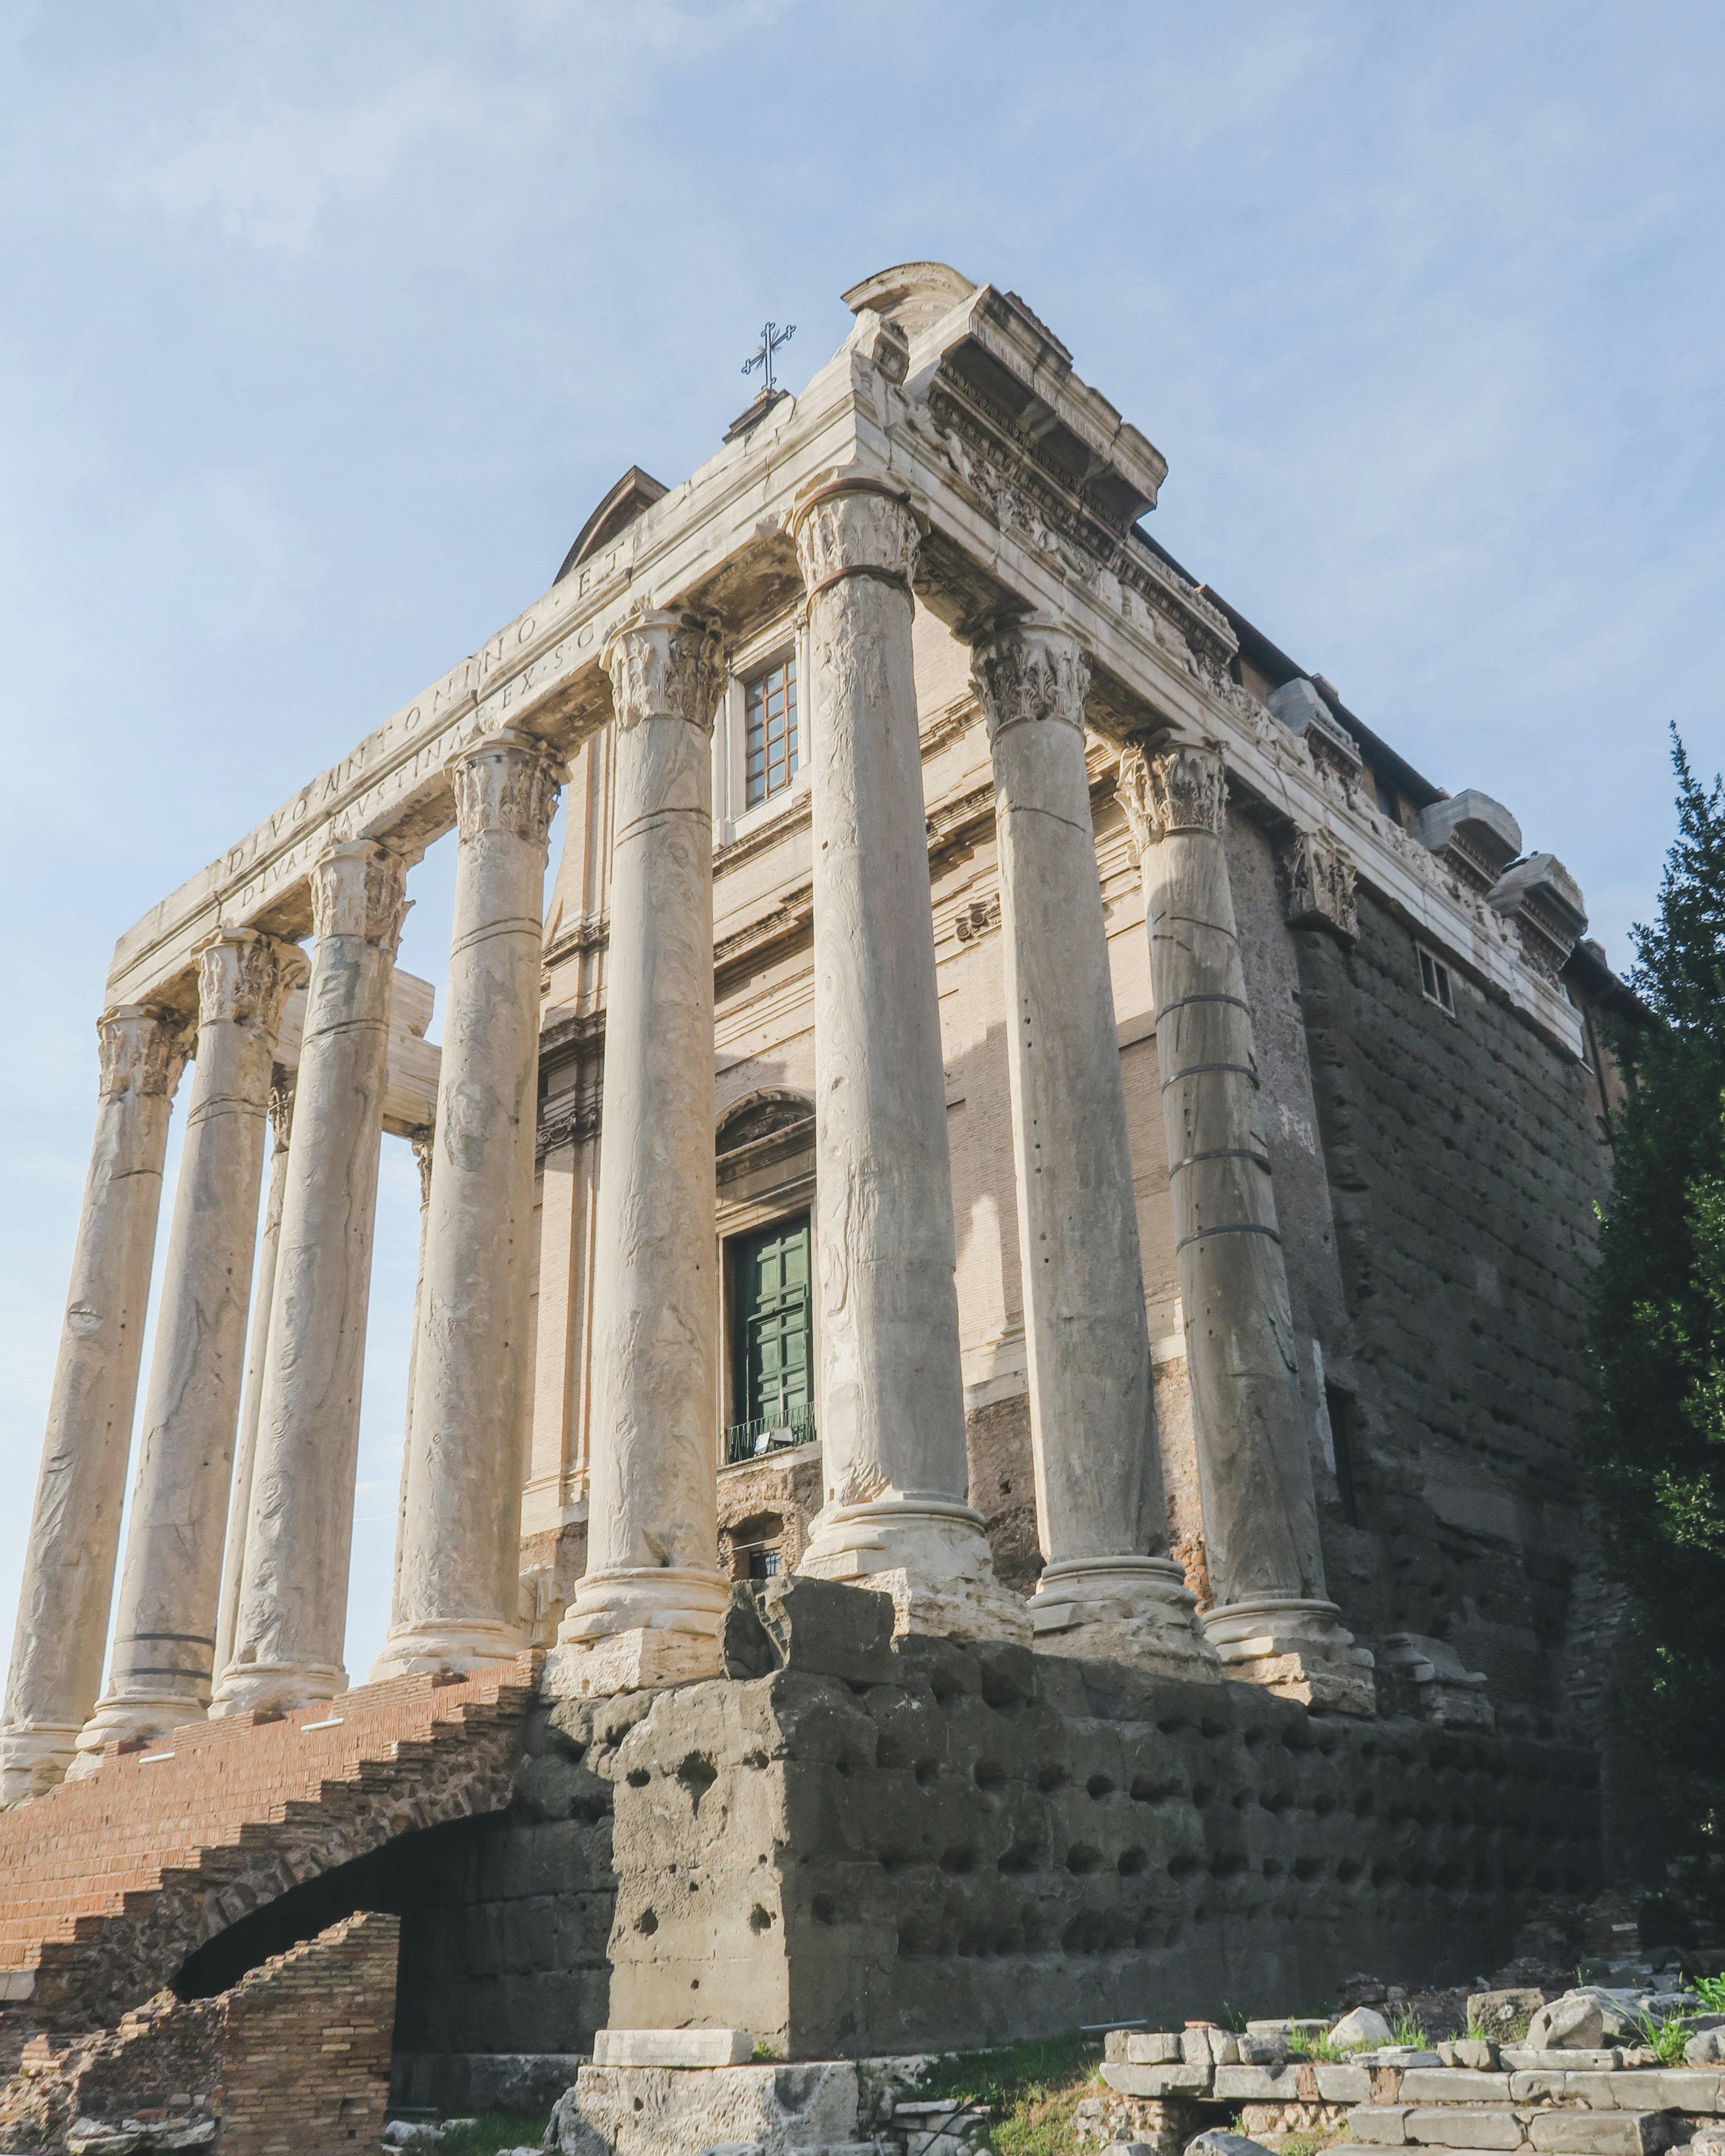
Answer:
0 0 1718 1688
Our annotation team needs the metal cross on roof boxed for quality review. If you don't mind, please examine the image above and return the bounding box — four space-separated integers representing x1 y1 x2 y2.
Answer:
742 320 796 397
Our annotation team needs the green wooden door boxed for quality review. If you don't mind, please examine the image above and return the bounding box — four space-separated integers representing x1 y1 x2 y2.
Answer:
730 1215 813 1450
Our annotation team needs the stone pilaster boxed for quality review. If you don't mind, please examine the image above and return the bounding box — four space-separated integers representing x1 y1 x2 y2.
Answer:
1119 740 1373 1714
789 478 1028 1645
548 619 730 1697
373 732 565 1682
211 841 409 1716
0 1008 189 1803
972 624 1213 1673
71 933 305 1771
214 1070 295 1685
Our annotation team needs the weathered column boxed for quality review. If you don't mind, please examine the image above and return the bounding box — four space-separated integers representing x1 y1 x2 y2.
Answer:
71 933 305 1770
373 732 564 1681
548 618 730 1697
789 478 1027 1643
0 1008 188 1803
214 1069 295 1684
385 1127 436 1628
971 623 1213 1672
210 839 409 1716
1119 740 1373 1713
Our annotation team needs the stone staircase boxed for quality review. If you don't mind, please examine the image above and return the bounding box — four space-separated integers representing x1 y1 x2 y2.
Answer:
0 1658 538 2050
1347 2056 1723 2156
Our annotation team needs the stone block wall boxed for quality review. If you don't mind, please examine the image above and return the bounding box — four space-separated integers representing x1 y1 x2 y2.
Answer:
1292 891 1613 1714
0 1912 396 2156
601 1633 1601 2061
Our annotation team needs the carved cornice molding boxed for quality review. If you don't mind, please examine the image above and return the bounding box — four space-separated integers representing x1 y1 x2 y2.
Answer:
193 931 306 1039
97 1004 191 1102
970 623 1090 741
449 729 568 847
537 1086 602 1162
1116 740 1228 857
601 612 725 736
790 479 918 601
310 839 412 954
1278 831 1358 942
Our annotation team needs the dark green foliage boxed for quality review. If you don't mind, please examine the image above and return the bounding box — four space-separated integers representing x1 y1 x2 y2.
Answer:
1590 729 1725 1846
905 2030 1102 2108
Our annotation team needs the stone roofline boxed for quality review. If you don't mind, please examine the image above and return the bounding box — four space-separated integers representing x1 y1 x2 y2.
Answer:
102 258 1587 1060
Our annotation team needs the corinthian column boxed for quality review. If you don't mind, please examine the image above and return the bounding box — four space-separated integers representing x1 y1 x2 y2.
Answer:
374 731 564 1681
1119 740 1373 1713
71 932 305 1771
971 624 1213 1673
789 478 1027 1644
211 840 409 1716
548 618 730 1697
214 1070 295 1685
0 1008 188 1803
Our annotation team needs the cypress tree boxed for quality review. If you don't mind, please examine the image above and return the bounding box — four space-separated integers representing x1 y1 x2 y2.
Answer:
1590 729 1725 1846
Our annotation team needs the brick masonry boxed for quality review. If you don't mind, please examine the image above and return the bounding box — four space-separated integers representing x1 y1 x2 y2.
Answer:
0 1910 397 2156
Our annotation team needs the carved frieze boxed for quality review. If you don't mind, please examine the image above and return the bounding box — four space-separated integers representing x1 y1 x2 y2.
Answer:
601 612 725 737
193 930 306 1038
96 1004 191 1102
1116 740 1228 857
1278 831 1358 942
970 622 1090 739
449 730 568 847
790 480 919 600
537 1086 602 1162
310 839 412 954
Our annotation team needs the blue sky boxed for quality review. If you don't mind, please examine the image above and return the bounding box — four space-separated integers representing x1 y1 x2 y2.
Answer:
0 0 1719 1688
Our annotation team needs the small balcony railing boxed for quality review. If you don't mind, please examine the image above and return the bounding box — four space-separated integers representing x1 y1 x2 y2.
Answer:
724 1406 817 1465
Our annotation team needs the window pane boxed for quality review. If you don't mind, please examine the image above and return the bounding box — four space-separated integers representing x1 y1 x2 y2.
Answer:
742 650 799 809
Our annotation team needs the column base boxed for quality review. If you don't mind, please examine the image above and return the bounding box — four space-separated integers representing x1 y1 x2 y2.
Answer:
1028 1556 1221 1677
207 1657 346 1721
1202 1595 1377 1716
544 1567 729 1700
0 1719 83 1806
67 1690 208 1780
797 1497 1032 1647
368 1617 527 1686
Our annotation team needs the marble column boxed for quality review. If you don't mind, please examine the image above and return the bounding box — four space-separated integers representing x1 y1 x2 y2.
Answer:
71 932 305 1770
0 1007 189 1803
1118 740 1373 1713
214 1069 295 1685
971 623 1214 1673
385 1126 436 1630
549 618 730 1697
373 732 564 1682
210 839 409 1716
789 478 1027 1644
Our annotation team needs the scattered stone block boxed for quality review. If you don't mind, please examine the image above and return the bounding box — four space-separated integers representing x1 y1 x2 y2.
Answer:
592 2030 756 2068
1689 2034 1725 2069
1123 2037 1185 2066
1186 2133 1277 2156
1530 1999 1608 2053
1335 2013 1397 2051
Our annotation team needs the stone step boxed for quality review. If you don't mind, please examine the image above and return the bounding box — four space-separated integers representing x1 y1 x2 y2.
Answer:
1349 2108 1672 2156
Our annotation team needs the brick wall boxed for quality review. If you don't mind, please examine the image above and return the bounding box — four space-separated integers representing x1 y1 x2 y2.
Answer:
0 1912 396 2156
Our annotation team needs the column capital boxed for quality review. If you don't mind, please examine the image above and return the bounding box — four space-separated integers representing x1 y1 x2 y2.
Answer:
1279 830 1358 941
601 613 724 736
97 1004 190 1102
447 729 567 847
789 477 918 601
1117 738 1228 858
192 931 307 1038
310 839 411 953
970 621 1090 741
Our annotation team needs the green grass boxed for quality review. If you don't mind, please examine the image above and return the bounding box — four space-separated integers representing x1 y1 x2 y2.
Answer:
1388 2010 1430 2050
1636 2014 1692 2065
1693 1973 1725 2014
1287 2031 1346 2062
906 2032 1104 2156
433 2113 549 2156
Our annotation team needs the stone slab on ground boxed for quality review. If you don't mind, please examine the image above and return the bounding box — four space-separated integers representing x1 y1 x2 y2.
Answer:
548 2062 862 2156
592 2029 755 2068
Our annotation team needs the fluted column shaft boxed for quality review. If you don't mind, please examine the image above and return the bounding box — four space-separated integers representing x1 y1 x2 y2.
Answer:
789 478 1026 1644
375 732 563 1680
971 625 1212 1672
0 1009 187 1803
1120 741 1371 1710
71 933 304 1770
211 840 408 1715
549 618 729 1697
214 1070 295 1683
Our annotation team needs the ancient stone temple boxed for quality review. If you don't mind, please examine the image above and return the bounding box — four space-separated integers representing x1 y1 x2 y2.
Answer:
0 263 1624 2130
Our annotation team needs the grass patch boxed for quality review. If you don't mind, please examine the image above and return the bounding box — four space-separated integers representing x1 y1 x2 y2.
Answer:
433 2113 549 2156
1287 2031 1345 2062
907 2032 1104 2156
1389 2010 1429 2050
1694 1973 1725 2014
1636 2014 1692 2065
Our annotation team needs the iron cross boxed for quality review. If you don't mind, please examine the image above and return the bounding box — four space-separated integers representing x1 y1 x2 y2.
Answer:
742 320 796 396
